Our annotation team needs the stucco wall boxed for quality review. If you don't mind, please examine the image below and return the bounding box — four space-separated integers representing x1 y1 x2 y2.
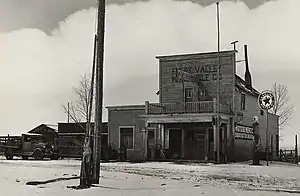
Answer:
107 106 146 161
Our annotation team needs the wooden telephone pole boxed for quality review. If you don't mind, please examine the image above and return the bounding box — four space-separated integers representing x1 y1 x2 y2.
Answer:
92 0 105 184
79 34 98 187
295 134 298 164
215 2 221 164
67 102 70 123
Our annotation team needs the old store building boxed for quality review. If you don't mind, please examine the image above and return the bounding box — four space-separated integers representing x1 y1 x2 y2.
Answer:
107 47 279 162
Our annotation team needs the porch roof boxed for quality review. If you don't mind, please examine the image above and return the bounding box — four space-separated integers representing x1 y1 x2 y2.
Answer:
143 113 232 124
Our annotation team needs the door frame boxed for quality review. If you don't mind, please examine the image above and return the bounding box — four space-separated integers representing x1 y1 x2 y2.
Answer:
167 128 183 156
118 126 135 150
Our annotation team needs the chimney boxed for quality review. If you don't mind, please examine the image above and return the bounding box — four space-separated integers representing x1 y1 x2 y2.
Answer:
244 45 252 89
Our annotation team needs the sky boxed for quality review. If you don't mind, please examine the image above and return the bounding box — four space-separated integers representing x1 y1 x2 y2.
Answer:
0 0 275 33
0 0 299 148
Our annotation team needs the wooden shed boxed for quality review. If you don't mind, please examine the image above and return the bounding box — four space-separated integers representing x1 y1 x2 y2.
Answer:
27 124 58 147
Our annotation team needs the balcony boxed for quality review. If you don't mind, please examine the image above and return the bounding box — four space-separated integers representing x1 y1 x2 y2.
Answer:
145 99 231 115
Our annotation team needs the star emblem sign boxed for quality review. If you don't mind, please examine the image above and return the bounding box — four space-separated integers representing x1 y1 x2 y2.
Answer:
258 91 275 110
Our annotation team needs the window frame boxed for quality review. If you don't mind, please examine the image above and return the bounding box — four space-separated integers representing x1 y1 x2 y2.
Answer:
147 127 156 140
185 87 194 101
119 126 135 150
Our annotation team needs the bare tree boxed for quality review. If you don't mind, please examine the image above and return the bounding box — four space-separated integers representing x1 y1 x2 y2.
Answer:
62 74 95 124
269 82 293 129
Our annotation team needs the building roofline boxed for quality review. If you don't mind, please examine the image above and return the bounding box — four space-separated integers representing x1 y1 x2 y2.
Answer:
27 124 58 134
57 121 108 125
156 50 237 60
235 74 260 97
106 104 145 111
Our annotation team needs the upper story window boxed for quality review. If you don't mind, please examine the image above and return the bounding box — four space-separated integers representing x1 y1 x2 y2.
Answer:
241 93 246 110
185 87 193 102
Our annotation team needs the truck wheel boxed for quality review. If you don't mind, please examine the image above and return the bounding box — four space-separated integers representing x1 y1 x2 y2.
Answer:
22 156 28 160
4 148 13 160
33 149 43 160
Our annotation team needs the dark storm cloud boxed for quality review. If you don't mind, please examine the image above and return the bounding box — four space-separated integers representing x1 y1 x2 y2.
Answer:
0 0 274 34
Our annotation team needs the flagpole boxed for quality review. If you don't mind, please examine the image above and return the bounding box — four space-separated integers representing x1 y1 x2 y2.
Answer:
216 2 221 164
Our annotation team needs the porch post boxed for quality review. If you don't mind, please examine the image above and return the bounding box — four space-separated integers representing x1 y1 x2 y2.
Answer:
205 128 209 162
231 118 236 162
162 125 165 150
144 122 148 160
213 98 217 162
181 129 185 159
213 125 217 162
226 120 230 163
221 126 225 163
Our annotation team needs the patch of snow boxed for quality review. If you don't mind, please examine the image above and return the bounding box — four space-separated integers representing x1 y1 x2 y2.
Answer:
1 158 300 196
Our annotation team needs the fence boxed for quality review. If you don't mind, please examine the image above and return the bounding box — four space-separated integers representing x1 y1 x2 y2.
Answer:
279 149 299 164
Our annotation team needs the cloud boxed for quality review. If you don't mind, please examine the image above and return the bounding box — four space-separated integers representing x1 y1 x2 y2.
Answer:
0 0 273 33
0 0 299 147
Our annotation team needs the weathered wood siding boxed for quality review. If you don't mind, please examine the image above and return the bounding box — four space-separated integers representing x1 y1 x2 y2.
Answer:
158 51 236 106
234 89 279 160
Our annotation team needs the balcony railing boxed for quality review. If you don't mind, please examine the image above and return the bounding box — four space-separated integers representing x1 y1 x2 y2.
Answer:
145 100 231 115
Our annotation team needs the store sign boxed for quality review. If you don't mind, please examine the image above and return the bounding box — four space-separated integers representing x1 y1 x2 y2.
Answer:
235 125 254 140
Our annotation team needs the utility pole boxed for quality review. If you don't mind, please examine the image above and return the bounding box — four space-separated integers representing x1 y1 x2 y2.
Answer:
295 134 298 164
265 109 269 166
230 40 238 162
79 34 97 188
67 102 70 123
215 2 221 164
92 0 105 184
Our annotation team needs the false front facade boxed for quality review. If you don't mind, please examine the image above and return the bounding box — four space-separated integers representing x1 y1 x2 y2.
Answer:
107 48 279 162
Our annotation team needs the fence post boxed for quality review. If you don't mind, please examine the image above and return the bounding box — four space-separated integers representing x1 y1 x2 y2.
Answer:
279 149 282 161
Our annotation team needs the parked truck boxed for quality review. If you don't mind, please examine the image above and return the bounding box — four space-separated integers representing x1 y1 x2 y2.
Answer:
0 133 59 160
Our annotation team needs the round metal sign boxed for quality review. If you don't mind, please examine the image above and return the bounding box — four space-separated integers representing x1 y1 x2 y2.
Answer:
258 90 275 110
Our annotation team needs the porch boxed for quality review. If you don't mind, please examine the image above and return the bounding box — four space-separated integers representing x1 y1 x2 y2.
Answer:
143 98 234 163
144 120 234 163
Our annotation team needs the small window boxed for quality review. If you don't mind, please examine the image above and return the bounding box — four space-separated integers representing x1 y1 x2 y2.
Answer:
186 88 193 98
241 93 246 110
185 87 193 102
